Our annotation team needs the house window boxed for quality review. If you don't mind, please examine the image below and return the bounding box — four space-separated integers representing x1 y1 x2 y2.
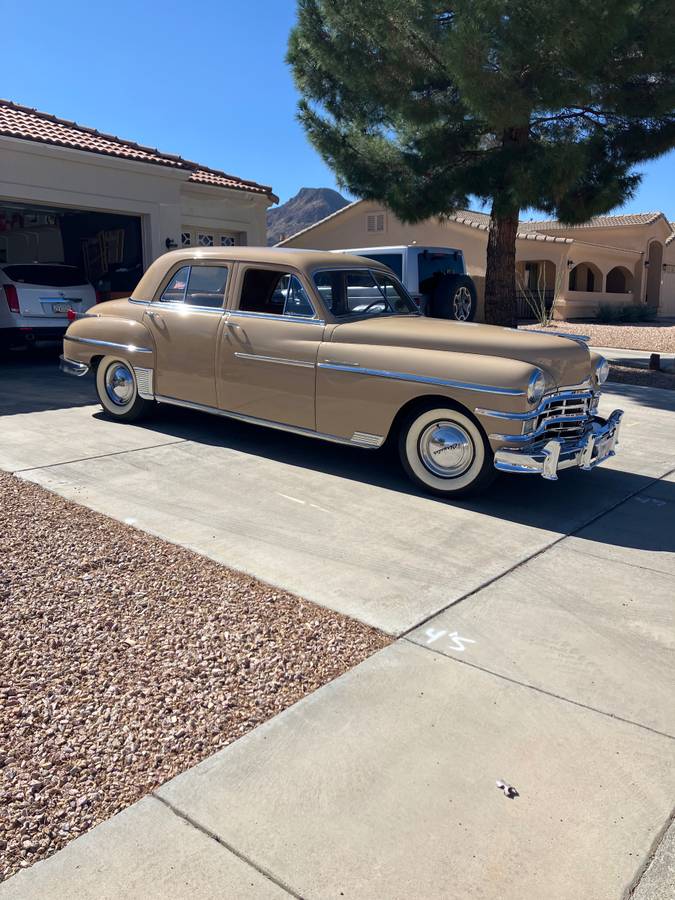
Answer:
181 232 191 247
198 233 214 247
366 212 385 233
220 235 236 246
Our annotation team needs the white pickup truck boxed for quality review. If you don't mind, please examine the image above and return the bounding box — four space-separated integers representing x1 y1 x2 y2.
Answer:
333 245 478 321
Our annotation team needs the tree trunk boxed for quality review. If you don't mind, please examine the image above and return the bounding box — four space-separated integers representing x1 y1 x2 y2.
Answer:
483 202 520 327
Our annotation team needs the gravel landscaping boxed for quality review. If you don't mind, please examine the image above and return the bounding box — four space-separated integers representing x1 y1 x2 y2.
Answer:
0 472 390 883
521 320 675 352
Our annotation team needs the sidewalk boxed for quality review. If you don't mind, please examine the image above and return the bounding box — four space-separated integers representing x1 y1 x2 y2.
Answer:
592 344 675 372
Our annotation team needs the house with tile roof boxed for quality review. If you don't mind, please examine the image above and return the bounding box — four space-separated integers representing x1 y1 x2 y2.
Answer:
279 200 675 320
0 100 277 299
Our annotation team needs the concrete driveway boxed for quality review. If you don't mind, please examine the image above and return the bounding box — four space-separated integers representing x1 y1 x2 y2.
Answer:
2 348 674 899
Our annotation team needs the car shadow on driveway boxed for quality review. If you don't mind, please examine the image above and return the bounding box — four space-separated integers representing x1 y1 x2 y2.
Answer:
99 402 675 556
0 345 95 415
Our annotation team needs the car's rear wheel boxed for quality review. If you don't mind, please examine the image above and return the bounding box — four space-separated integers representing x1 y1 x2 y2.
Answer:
398 404 496 497
95 356 153 422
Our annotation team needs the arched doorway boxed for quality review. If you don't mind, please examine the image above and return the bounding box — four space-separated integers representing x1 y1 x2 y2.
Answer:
646 242 663 309
569 262 601 292
605 266 633 294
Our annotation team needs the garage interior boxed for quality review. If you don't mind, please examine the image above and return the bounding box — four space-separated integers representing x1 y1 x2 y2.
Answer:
0 200 143 300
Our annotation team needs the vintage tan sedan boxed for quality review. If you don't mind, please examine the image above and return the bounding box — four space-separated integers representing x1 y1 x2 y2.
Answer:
60 247 623 497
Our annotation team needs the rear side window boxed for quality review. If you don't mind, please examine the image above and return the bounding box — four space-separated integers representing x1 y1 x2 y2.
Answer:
239 268 315 318
159 265 228 308
2 265 87 286
358 253 403 280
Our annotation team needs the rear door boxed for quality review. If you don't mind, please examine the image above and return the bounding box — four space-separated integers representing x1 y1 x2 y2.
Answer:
1 265 95 319
143 263 229 406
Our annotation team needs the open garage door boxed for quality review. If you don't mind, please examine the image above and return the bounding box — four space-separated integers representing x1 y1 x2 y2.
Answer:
0 201 143 301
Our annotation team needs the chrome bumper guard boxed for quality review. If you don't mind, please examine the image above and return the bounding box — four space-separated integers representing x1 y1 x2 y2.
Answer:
493 410 624 481
59 355 90 377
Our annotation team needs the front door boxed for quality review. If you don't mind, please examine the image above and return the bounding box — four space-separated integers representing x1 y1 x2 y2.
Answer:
217 265 323 430
143 263 229 406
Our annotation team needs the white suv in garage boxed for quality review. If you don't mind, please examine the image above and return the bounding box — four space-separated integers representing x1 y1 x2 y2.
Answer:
333 245 478 321
0 264 97 349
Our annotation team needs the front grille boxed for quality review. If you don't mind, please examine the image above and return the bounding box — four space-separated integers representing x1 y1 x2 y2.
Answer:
536 392 594 442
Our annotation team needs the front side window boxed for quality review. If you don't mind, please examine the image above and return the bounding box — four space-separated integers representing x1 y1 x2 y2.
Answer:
313 268 417 318
159 265 228 308
239 268 316 318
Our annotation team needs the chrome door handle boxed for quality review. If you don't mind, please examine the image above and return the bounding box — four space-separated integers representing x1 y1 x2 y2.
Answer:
147 311 162 322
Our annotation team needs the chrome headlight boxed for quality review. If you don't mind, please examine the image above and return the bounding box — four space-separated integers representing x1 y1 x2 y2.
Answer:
595 356 610 385
526 369 546 405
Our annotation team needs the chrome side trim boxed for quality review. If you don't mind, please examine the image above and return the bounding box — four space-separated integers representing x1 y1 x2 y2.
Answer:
476 389 595 421
233 352 315 369
59 355 89 377
64 335 153 354
154 394 380 449
229 310 325 326
317 363 525 396
133 366 154 399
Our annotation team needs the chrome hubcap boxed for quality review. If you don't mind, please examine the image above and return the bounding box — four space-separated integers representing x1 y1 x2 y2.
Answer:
105 363 134 406
453 286 472 321
419 421 474 478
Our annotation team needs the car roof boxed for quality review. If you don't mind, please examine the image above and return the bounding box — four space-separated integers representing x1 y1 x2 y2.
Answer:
132 246 392 301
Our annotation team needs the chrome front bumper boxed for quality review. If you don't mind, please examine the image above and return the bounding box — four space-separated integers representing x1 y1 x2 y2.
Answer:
493 410 624 481
59 355 89 377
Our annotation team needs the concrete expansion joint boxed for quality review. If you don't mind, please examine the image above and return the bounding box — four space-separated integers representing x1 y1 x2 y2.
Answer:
405 638 675 742
399 462 675 641
151 793 306 899
11 438 189 474
625 802 675 899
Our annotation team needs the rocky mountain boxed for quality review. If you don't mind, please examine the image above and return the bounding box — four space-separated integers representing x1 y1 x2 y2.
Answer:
266 187 349 245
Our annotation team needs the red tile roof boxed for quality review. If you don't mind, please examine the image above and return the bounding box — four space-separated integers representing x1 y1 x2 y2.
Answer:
0 99 276 200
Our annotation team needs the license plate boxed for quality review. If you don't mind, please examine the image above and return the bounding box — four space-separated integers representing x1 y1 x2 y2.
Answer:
51 303 69 314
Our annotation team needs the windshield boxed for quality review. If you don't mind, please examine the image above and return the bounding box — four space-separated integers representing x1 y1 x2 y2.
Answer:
417 251 463 295
313 268 418 319
2 265 88 287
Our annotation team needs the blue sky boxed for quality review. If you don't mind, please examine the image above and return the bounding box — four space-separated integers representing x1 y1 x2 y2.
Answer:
4 0 674 215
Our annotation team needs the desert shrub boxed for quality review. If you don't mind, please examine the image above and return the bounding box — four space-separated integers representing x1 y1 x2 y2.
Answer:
597 304 623 323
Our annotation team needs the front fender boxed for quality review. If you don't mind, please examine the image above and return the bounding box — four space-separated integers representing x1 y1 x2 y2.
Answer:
316 343 539 442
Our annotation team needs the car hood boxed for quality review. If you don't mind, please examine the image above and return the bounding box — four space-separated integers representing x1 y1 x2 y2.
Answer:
329 316 592 388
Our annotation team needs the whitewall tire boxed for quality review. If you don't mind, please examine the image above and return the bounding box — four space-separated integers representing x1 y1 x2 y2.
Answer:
95 356 153 422
398 404 495 497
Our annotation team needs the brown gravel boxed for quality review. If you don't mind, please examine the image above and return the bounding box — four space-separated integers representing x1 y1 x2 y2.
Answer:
521 320 675 353
0 473 390 882
608 364 675 390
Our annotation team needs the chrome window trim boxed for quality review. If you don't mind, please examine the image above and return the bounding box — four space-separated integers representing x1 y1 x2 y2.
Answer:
153 394 381 448
149 300 225 315
64 335 153 354
234 352 315 369
128 298 149 305
228 309 325 326
317 362 525 396
476 389 595 421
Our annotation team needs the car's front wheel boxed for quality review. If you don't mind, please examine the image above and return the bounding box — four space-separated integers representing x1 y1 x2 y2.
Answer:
95 356 154 422
398 404 496 497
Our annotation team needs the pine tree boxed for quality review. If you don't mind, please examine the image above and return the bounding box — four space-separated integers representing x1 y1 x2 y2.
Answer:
288 1 675 325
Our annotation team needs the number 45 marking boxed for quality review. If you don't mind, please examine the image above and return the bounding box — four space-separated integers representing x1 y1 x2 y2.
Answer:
425 628 476 652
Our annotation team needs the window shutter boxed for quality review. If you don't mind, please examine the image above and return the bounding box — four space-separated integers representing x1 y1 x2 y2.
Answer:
366 213 385 233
